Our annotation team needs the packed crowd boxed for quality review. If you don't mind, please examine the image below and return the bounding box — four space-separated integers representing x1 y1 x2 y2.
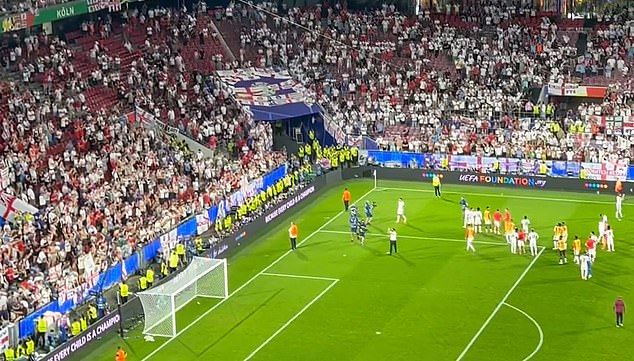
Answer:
1 0 634 339
219 2 634 162
0 6 285 325
0 0 69 17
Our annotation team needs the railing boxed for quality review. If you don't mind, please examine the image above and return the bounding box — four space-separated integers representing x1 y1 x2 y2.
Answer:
16 149 288 341
365 150 634 181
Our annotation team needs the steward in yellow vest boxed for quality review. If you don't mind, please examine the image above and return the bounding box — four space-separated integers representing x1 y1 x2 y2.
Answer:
169 251 179 272
71 319 81 336
119 282 129 304
26 338 35 355
139 276 148 291
146 268 155 287
4 346 15 361
88 304 98 324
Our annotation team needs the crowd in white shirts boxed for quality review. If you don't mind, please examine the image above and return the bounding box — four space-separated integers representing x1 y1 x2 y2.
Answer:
0 5 287 324
216 1 634 162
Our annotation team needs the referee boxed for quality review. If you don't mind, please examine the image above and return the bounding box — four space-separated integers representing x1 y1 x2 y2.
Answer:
432 174 441 197
388 228 398 255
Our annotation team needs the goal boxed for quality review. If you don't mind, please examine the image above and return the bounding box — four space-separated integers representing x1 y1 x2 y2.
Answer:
138 257 228 337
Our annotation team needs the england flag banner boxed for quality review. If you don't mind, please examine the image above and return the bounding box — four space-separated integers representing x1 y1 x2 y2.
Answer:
0 192 39 223
217 68 322 121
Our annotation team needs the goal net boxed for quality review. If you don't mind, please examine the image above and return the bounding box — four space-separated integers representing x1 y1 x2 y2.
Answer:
138 257 228 337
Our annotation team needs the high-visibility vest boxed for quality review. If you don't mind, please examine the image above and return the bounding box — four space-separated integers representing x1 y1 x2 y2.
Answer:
161 262 169 276
71 321 81 336
119 283 129 297
169 253 179 268
88 305 97 321
146 268 155 283
176 243 185 256
139 276 148 290
80 317 87 331
26 340 34 355
37 318 47 333
16 345 25 358
195 238 203 252
4 347 15 361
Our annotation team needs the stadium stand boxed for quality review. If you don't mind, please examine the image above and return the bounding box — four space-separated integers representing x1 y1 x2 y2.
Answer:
214 2 634 163
0 0 633 356
0 6 286 328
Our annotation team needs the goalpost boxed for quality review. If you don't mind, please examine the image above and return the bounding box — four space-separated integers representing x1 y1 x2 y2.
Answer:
138 257 228 337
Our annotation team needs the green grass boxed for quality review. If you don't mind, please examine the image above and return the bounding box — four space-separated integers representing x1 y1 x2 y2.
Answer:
75 179 634 361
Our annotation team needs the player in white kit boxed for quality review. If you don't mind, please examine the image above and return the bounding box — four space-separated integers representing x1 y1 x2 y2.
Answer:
528 229 539 256
396 198 407 224
463 208 473 229
474 207 483 233
605 225 615 252
598 214 608 240
616 193 624 220
521 216 530 233
509 228 518 254
579 252 590 280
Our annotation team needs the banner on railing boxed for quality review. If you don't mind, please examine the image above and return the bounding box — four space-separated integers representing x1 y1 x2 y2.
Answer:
584 115 634 135
367 151 633 182
581 162 628 181
0 326 8 352
196 213 210 235
547 83 607 98
322 112 346 145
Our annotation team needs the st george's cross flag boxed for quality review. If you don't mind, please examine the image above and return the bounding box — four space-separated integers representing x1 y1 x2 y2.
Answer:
0 192 39 223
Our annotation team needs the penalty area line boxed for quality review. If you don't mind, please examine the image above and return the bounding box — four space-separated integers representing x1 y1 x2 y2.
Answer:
139 186 377 361
260 272 339 282
454 246 545 361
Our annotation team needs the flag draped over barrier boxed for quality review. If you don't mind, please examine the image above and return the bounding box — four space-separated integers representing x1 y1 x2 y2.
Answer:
217 68 321 121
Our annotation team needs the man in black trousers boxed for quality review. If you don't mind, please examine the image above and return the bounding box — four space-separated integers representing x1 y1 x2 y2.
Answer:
388 228 398 255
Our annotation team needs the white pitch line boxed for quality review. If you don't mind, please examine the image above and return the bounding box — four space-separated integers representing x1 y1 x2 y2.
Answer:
502 302 544 361
381 187 629 206
319 230 508 246
261 272 339 282
140 187 376 361
454 246 546 361
242 279 339 361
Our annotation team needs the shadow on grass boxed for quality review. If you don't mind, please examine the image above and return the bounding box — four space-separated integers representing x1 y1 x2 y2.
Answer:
361 244 384 257
292 249 308 261
559 325 615 336
393 253 416 267
297 239 330 249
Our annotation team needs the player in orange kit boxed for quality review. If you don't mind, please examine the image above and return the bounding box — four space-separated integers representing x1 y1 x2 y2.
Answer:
572 235 582 264
483 207 492 233
465 224 476 253
493 209 502 235
503 208 511 232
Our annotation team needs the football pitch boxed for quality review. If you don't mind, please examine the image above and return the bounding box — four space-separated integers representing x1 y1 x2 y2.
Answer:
78 179 634 361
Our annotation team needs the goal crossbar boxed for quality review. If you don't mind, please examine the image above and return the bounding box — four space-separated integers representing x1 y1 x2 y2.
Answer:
138 257 228 337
